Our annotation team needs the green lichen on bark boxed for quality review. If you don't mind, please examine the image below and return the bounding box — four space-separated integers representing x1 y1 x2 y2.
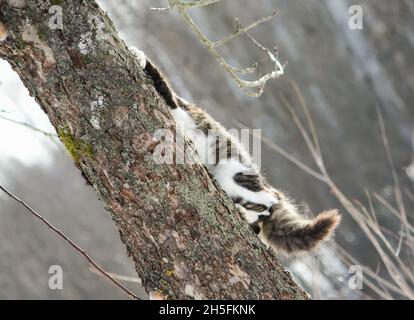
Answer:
57 127 94 163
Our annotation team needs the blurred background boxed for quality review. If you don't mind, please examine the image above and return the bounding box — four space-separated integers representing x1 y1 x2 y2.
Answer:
0 0 413 299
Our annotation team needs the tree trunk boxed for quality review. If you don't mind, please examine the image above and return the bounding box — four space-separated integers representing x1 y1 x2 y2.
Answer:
0 0 308 300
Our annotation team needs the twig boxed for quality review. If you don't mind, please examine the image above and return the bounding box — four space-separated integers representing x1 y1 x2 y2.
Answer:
213 12 278 48
182 0 224 8
152 0 225 10
89 267 142 284
376 105 412 252
232 119 326 182
0 184 141 300
152 0 284 97
290 81 321 156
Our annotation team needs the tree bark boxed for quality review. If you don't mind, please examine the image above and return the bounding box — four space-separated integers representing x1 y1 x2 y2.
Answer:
0 0 308 300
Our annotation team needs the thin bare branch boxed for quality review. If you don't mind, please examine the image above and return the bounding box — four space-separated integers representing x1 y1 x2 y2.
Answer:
373 192 414 234
0 184 141 300
152 0 226 10
279 94 323 166
153 0 284 96
227 61 258 75
89 267 142 284
376 105 412 249
364 189 379 226
183 0 226 8
232 119 326 182
213 12 278 47
290 81 321 156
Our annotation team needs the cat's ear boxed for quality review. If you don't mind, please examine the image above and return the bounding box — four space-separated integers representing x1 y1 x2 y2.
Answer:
129 46 147 69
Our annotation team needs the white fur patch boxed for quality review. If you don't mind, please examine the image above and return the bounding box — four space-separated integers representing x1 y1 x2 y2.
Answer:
212 159 275 206
171 108 278 225
129 46 147 69
171 108 197 133
172 108 214 164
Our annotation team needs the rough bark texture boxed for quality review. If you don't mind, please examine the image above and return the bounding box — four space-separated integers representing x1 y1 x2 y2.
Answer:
0 0 308 299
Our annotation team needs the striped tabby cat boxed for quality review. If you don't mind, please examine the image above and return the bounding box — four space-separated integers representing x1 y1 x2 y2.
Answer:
131 47 340 253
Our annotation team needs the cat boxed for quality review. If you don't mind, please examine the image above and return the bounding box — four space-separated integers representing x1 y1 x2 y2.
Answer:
130 47 340 253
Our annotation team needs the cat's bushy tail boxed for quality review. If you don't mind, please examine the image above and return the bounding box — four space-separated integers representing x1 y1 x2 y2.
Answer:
260 203 341 253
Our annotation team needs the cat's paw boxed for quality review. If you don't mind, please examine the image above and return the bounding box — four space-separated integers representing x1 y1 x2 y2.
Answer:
130 46 146 69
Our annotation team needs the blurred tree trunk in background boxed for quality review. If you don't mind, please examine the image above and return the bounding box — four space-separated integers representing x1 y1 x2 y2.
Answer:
0 0 308 299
